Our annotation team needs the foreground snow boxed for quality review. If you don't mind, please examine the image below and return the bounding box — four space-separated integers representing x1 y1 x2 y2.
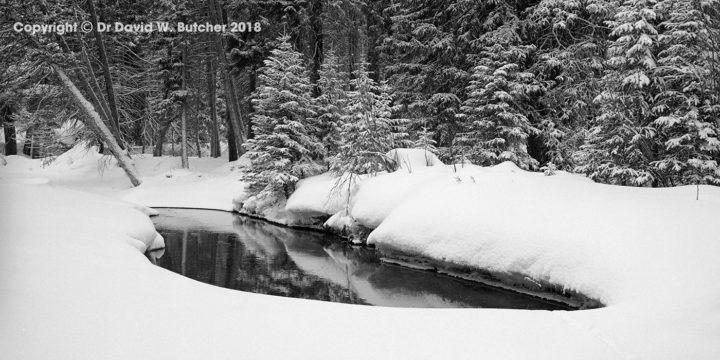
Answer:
2 147 720 359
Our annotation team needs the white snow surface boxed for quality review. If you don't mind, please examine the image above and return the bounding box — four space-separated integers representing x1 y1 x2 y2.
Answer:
285 172 351 215
285 172 371 217
2 147 720 359
350 166 453 228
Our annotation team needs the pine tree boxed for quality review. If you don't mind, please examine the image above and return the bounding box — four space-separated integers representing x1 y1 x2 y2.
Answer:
376 81 411 148
331 63 400 174
413 124 438 154
528 0 618 169
413 121 439 166
380 0 490 155
455 3 539 170
578 0 660 186
315 51 349 157
651 0 720 185
241 35 325 213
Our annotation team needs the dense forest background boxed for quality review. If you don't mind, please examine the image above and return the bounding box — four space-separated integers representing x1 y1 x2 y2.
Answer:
1 0 719 200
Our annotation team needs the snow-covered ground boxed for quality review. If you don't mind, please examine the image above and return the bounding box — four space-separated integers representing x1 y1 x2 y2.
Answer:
0 144 246 210
2 146 720 359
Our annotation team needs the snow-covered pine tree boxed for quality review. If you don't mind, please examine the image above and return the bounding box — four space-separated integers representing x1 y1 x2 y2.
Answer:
412 122 439 166
331 63 400 175
380 0 490 158
413 122 438 154
241 35 325 213
651 0 720 185
315 51 349 157
377 81 411 149
528 0 619 170
456 3 539 170
578 0 660 186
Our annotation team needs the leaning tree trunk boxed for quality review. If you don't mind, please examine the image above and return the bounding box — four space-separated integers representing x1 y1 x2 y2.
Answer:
53 65 142 186
57 36 114 132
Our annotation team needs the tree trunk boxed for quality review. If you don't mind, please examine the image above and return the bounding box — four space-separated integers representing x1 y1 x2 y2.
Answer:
54 65 142 186
194 91 202 158
309 0 324 97
3 122 17 156
77 35 115 132
207 57 221 157
364 1 383 82
153 120 171 157
180 44 189 169
226 112 238 162
86 0 123 145
57 35 114 132
1 104 17 156
207 0 246 154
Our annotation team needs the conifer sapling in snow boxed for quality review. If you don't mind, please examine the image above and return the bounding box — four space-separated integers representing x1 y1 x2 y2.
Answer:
331 64 401 175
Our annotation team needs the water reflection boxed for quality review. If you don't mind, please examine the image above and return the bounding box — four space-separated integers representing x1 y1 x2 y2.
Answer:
149 208 567 309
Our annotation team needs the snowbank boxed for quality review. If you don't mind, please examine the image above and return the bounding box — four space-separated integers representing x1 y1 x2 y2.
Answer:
285 173 351 215
350 166 453 228
0 184 163 253
284 149 444 228
367 164 720 305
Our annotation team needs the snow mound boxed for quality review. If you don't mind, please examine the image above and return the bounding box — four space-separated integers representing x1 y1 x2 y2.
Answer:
286 173 359 216
387 148 443 170
350 166 453 228
365 163 720 355
1 184 162 252
487 160 521 173
49 142 107 172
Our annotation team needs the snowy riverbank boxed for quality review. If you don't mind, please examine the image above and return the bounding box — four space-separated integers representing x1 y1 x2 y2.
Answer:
2 147 720 359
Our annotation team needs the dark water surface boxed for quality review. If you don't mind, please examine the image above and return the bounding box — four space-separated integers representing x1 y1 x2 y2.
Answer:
149 208 568 309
